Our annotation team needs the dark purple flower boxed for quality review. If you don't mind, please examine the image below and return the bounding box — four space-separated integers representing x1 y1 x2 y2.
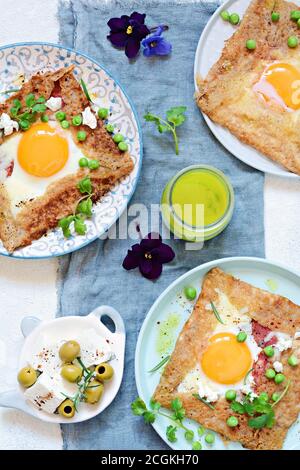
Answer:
107 12 150 59
142 26 172 57
122 232 175 280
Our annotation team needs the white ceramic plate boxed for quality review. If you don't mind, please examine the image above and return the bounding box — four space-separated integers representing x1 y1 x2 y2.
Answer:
194 0 300 179
0 305 125 423
135 257 300 450
0 42 142 259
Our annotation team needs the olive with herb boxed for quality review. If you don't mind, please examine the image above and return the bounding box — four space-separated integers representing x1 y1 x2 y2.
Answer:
59 340 80 362
58 399 75 418
18 366 37 388
95 363 114 381
85 379 104 404
61 364 82 383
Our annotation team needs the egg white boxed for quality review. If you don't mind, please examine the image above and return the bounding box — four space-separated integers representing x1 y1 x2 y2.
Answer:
178 291 261 402
0 121 86 217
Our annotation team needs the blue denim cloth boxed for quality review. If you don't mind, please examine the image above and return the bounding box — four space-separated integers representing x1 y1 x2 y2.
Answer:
57 0 265 450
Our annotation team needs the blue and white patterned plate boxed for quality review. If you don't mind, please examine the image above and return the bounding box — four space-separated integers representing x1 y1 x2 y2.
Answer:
0 42 142 259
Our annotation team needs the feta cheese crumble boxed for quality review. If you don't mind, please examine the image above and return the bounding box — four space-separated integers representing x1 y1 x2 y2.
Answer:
46 97 62 112
0 113 19 136
273 361 283 373
82 106 97 129
24 373 65 414
265 331 293 352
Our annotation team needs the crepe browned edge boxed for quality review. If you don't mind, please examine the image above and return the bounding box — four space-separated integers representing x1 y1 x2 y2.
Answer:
196 0 300 175
0 66 134 252
154 267 300 450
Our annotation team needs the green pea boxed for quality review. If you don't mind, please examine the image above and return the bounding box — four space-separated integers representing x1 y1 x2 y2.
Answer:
113 133 124 144
288 355 298 367
61 120 70 129
265 368 276 379
220 11 230 21
192 441 202 450
258 392 268 402
236 331 247 343
79 157 88 168
272 392 280 402
205 433 215 445
288 36 299 48
197 425 205 437
225 390 237 401
274 373 285 384
97 107 109 119
271 12 280 22
118 141 128 152
88 159 100 170
41 114 49 123
184 286 197 301
229 13 240 25
72 115 82 126
56 111 66 122
226 416 238 427
105 123 114 133
263 345 274 357
246 39 256 50
184 430 194 442
20 120 30 130
291 10 300 21
77 130 87 142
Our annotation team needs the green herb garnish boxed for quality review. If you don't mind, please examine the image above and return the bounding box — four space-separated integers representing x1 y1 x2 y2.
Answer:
210 301 225 324
271 379 291 407
131 396 198 447
144 106 187 155
193 393 215 410
1 88 20 95
80 78 92 102
148 355 170 373
243 368 253 385
61 357 94 412
9 93 46 130
58 176 94 237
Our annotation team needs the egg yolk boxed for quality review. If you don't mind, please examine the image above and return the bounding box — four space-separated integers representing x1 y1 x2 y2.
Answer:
201 332 252 385
254 62 300 111
18 122 69 177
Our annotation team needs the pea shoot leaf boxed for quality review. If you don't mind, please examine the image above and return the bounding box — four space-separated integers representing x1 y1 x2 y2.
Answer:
25 93 35 107
171 397 185 422
77 176 92 195
74 216 87 236
143 411 156 424
144 106 187 155
32 103 47 113
230 401 245 415
77 198 93 217
248 411 275 429
58 215 75 238
166 425 177 443
131 397 147 416
150 398 161 411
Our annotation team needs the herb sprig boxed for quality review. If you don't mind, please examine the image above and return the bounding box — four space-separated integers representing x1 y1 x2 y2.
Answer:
58 176 94 237
148 355 170 373
10 93 47 130
61 357 94 412
193 393 215 410
144 106 187 155
80 79 92 102
131 397 199 446
229 380 291 430
210 301 225 324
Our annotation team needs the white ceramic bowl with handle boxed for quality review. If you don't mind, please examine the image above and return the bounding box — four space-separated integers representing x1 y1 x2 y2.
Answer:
0 305 125 423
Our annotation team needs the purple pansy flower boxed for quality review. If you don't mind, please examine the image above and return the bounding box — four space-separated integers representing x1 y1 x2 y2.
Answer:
122 232 175 280
142 26 172 57
107 12 150 59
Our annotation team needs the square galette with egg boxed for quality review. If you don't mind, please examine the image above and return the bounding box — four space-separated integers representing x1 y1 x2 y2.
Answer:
154 268 300 450
0 66 133 252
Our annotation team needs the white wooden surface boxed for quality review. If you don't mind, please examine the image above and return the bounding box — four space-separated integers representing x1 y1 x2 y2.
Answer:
0 0 299 450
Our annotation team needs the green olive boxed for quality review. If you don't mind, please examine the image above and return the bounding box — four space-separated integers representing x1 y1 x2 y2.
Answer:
17 366 37 388
85 380 104 404
57 399 75 418
95 363 114 381
61 364 82 383
59 340 80 362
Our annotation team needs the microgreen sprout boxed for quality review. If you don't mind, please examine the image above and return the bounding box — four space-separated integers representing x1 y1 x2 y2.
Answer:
10 94 47 130
131 397 198 447
144 106 187 155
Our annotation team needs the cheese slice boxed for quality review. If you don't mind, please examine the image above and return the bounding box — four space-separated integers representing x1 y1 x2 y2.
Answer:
24 373 66 414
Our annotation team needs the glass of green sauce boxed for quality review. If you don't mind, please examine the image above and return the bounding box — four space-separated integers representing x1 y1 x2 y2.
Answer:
161 165 234 242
